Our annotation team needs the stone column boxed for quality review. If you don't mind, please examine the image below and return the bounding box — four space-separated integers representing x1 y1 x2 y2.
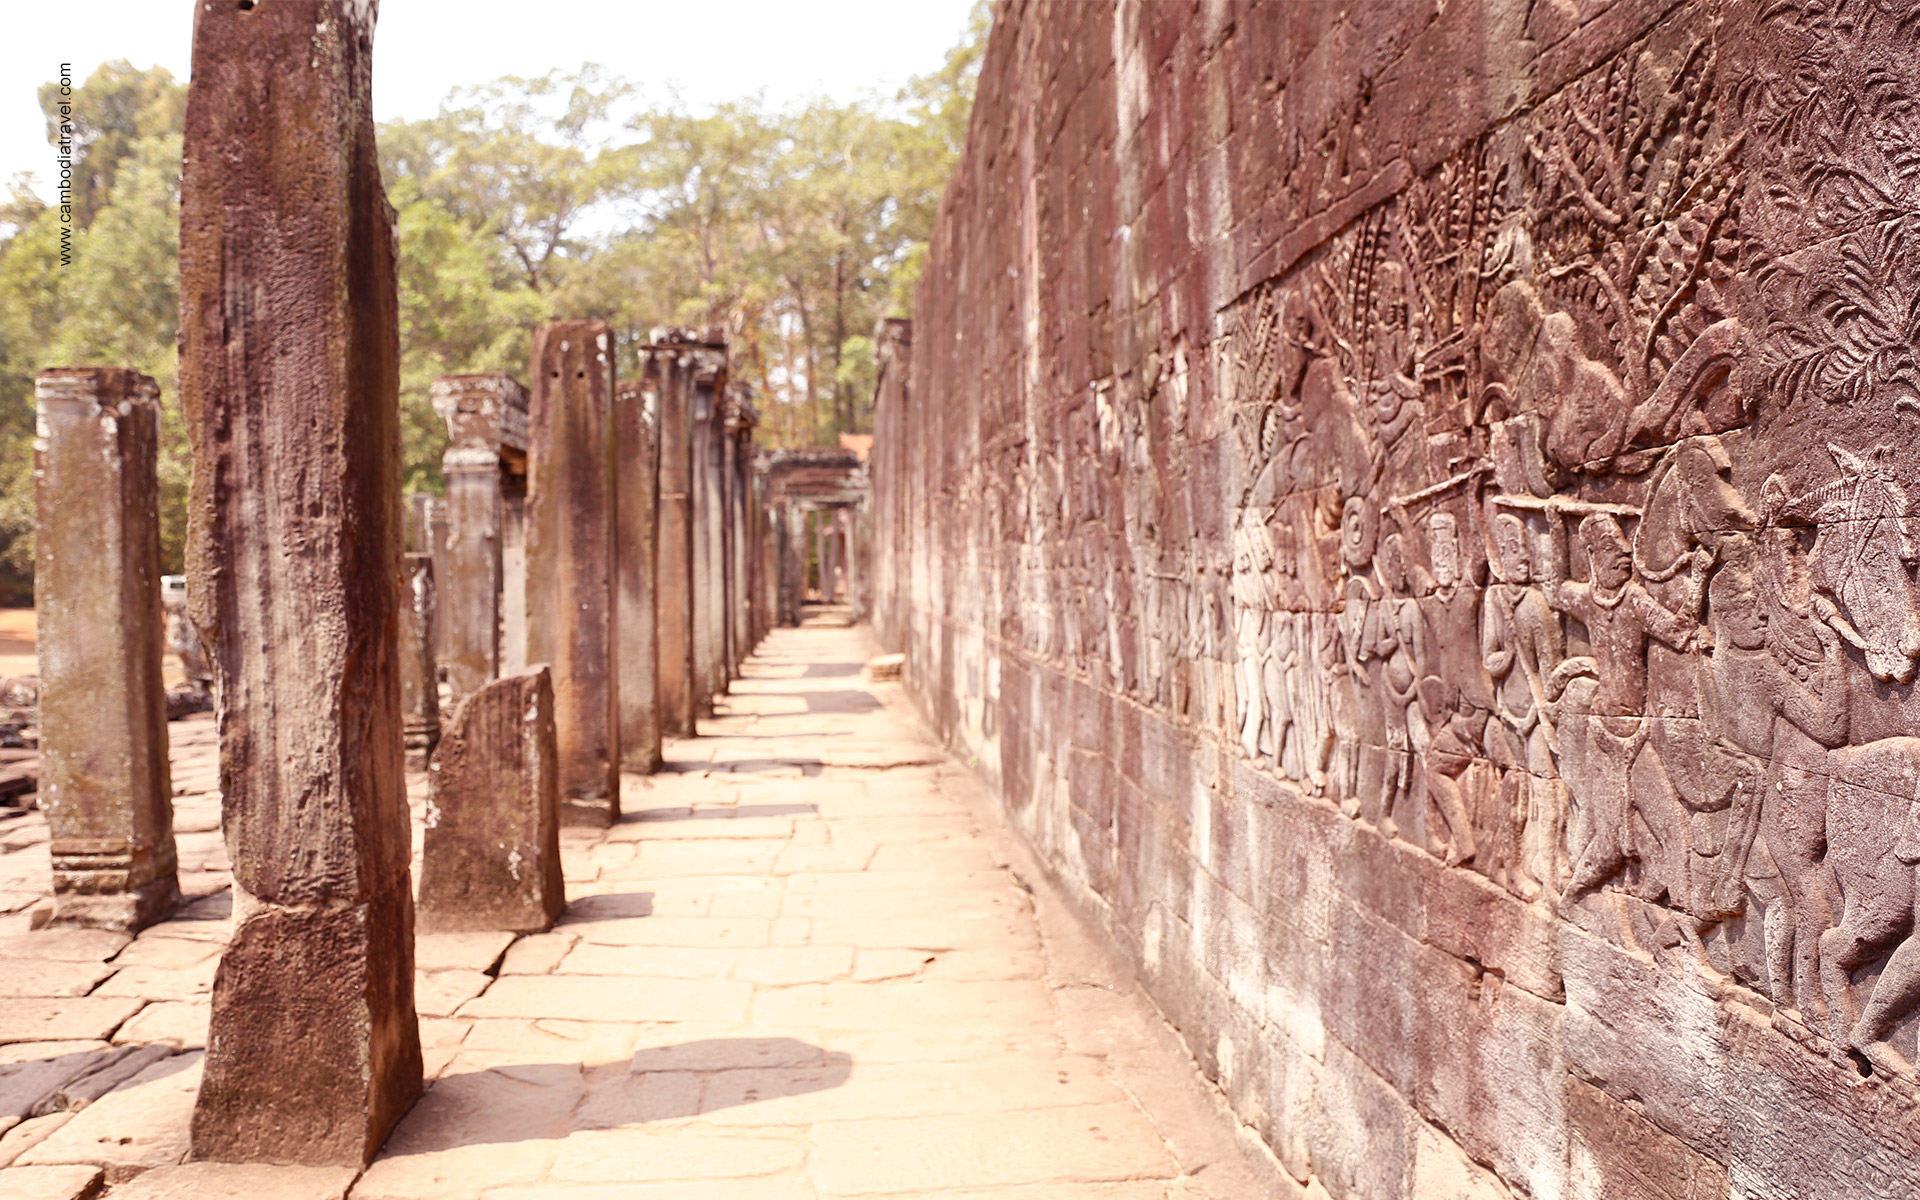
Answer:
524 320 618 826
431 373 528 706
690 368 721 714
614 375 660 772
816 512 833 603
180 0 421 1165
718 401 738 682
404 495 448 669
780 503 808 626
419 668 564 933
500 469 528 675
845 507 864 622
399 552 439 770
34 368 179 932
654 342 696 737
726 390 759 672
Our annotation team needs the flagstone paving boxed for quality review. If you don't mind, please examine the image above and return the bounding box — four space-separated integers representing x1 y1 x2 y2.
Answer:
0 611 1287 1198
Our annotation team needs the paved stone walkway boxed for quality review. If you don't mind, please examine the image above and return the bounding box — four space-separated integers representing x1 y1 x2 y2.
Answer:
0 613 1283 1199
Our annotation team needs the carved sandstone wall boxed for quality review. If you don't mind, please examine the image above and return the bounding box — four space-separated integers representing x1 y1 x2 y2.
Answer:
872 1 1920 1195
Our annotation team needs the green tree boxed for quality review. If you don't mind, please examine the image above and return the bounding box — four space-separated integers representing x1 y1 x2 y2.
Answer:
0 63 187 594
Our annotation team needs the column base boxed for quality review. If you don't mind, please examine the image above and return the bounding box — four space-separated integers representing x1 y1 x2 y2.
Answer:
48 872 181 933
191 883 422 1166
559 797 616 828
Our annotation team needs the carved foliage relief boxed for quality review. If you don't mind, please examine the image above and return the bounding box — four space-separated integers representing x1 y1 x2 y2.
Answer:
1206 1 1920 1074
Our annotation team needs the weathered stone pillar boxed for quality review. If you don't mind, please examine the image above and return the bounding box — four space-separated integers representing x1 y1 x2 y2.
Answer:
653 338 697 737
525 320 618 826
816 512 833 603
419 668 563 933
757 464 778 638
780 502 808 626
613 376 661 773
180 0 421 1165
690 361 724 714
399 552 439 770
710 397 729 679
500 470 528 675
404 494 448 666
431 373 528 706
34 368 179 933
845 507 864 622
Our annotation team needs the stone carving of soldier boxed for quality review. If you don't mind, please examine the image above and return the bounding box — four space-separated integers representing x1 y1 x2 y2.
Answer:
1480 508 1561 900
1263 518 1307 780
1411 512 1485 867
1696 538 1845 1009
1232 509 1279 763
1377 533 1426 840
1548 511 1702 908
1334 497 1395 835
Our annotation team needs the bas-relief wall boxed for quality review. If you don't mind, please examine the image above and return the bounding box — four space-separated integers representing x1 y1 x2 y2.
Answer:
874 0 1920 1194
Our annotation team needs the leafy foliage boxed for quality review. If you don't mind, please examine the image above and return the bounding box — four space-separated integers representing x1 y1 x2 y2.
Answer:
0 6 986 596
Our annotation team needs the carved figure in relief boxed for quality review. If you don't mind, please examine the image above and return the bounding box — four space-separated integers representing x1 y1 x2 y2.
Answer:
1413 513 1483 866
1334 498 1394 833
1696 542 1844 1008
1263 519 1307 779
1550 511 1703 908
1377 534 1425 840
1232 510 1277 762
1480 509 1561 899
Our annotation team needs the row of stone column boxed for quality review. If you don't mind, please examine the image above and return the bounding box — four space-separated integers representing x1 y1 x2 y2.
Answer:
26 0 770 1169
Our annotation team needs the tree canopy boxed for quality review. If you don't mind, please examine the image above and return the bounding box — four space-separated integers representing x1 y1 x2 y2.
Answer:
0 3 986 595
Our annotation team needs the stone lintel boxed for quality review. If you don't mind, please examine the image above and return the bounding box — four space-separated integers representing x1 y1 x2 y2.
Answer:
431 372 529 455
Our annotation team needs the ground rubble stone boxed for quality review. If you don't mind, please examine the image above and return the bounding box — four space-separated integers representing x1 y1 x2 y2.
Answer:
419 669 564 934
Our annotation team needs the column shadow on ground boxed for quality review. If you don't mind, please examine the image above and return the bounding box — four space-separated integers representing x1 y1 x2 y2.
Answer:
660 758 825 777
630 804 819 822
376 1040 854 1156
742 691 882 716
555 892 654 922
801 663 864 678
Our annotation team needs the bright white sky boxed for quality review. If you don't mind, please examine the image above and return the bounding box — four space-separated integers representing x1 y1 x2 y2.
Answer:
1 0 979 202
